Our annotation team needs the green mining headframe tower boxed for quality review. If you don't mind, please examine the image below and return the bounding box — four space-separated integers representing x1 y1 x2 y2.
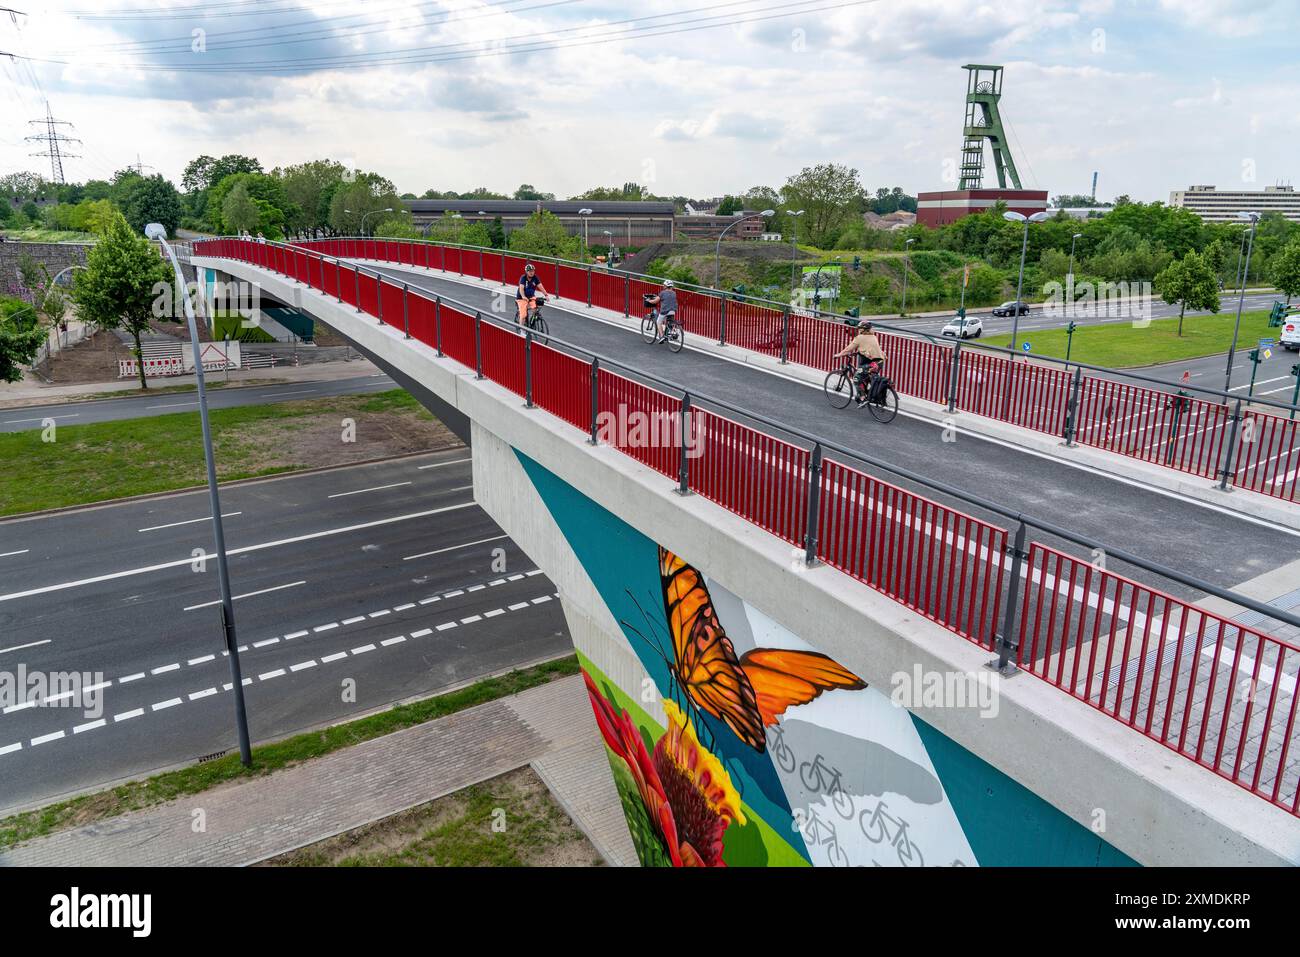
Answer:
958 64 1023 190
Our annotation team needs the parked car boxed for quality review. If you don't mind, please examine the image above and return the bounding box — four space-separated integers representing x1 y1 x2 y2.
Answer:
941 315 983 339
1282 314 1300 352
991 300 1030 317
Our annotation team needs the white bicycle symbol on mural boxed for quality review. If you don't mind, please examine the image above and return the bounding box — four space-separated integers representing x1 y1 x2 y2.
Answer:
798 806 850 868
798 753 855 820
858 800 924 867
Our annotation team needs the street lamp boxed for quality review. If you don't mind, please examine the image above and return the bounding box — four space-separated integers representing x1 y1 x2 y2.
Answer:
145 222 253 768
900 237 916 316
578 208 593 252
786 209 805 298
1003 210 1050 358
1067 232 1082 294
1231 222 1249 293
810 257 841 314
1224 211 1260 396
602 229 614 265
714 209 775 289
346 207 393 237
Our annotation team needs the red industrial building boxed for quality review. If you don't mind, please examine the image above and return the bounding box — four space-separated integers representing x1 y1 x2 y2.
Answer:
916 188 1049 227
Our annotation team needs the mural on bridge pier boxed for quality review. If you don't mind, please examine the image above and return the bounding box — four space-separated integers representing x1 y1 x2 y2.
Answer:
516 450 1137 868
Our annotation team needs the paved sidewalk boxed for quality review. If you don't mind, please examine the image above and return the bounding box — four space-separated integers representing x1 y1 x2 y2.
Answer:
0 357 380 407
0 674 637 867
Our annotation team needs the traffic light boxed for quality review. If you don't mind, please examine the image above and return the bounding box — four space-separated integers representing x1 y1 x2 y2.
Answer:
1066 321 1078 335
845 306 860 319
1270 302 1286 327
1248 348 1260 364
851 256 862 271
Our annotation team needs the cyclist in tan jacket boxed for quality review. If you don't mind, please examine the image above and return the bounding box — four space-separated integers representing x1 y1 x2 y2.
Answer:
834 321 886 407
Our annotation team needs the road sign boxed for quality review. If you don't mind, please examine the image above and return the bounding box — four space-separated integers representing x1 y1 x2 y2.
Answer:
1022 341 1031 353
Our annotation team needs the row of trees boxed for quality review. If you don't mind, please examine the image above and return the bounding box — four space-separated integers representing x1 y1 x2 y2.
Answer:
1 169 183 236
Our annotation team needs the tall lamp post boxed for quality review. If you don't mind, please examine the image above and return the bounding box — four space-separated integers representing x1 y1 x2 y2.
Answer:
899 237 916 316
146 223 253 768
1231 222 1249 293
1224 211 1260 395
1067 231 1082 297
348 207 393 237
578 208 593 256
1003 210 1050 358
786 209 805 298
713 209 775 289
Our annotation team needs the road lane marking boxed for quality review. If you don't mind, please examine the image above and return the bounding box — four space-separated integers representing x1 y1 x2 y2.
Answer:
328 481 413 499
410 628 432 638
0 502 477 604
1 414 79 425
264 389 317 397
138 512 242 533
0 639 51 655
403 534 508 561
285 630 309 639
368 610 390 618
31 731 65 746
150 663 180 675
342 616 366 625
146 401 198 409
152 698 183 711
380 636 405 647
313 622 338 632
114 708 145 722
189 688 218 701
351 644 376 655
73 719 105 734
253 638 280 648
417 457 472 470
119 672 145 684
436 622 457 631
0 550 30 559
259 669 286 681
393 603 415 611
0 742 20 755
321 652 347 663
188 654 216 666
290 660 317 672
185 580 306 611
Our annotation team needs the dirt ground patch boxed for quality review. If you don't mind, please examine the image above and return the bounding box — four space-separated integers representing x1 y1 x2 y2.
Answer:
259 766 603 867
40 328 130 384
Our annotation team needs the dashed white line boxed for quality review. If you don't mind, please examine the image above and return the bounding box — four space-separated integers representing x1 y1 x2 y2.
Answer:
436 622 457 632
114 708 145 722
138 512 241 534
443 590 464 598
351 644 376 655
321 652 348 663
185 580 306 612
151 663 180 675
328 481 413 499
380 636 405 647
259 669 287 681
0 639 51 655
189 688 218 701
0 742 21 756
467 585 485 593
342 616 366 625
252 638 280 649
393 603 416 611
460 615 482 624
531 595 552 604
0 550 31 559
313 622 339 633
417 457 472 470
152 698 183 711
484 608 505 618
119 673 145 684
368 610 390 619
290 660 317 672
285 630 309 640
508 602 529 611
188 654 216 666
73 719 106 734
31 731 65 746
410 628 432 638
403 534 509 562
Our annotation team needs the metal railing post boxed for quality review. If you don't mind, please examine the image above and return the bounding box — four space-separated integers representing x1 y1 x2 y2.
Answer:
718 295 727 347
434 297 444 357
334 258 342 304
353 265 361 312
474 311 484 379
375 276 384 325
1218 399 1244 491
479 252 484 282
802 443 824 565
588 358 600 444
587 266 593 308
623 275 630 317
524 329 534 408
554 261 561 298
1062 365 1083 446
676 393 692 495
946 341 963 414
501 250 506 284
402 283 411 339
780 304 790 365
994 521 1028 674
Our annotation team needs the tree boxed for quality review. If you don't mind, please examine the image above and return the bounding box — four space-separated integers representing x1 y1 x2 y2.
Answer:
1268 242 1300 304
487 216 506 249
781 163 864 248
0 296 45 383
513 184 554 201
70 212 173 390
208 173 297 236
221 182 261 234
1154 250 1219 335
274 159 346 235
327 173 402 236
507 210 581 258
716 196 743 215
118 174 183 236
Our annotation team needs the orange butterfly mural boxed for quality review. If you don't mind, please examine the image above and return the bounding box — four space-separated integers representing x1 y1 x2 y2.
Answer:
654 548 866 753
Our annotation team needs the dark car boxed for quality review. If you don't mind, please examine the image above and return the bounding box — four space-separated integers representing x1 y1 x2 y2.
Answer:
992 300 1030 317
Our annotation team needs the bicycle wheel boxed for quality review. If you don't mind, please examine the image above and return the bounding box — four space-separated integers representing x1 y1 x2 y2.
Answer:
641 315 658 343
667 324 684 353
532 316 549 346
824 370 853 409
868 384 899 423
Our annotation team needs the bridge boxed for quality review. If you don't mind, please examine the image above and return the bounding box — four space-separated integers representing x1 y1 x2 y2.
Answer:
192 236 1300 867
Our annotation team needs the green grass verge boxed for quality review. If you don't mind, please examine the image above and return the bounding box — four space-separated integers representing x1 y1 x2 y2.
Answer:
0 227 98 243
0 388 428 516
0 656 579 852
989 309 1276 368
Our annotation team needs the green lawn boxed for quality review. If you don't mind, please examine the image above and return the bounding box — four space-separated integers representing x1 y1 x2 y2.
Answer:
0 657 579 852
987 309 1276 368
0 389 428 516
0 227 98 243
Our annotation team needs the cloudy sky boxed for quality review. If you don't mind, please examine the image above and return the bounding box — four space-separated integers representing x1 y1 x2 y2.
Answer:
2 0 1296 201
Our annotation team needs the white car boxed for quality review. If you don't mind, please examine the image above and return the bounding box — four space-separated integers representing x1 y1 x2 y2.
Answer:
941 315 983 339
1282 313 1300 351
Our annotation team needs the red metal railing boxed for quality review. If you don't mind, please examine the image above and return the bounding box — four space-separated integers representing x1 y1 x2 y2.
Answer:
193 237 1300 816
1017 542 1300 812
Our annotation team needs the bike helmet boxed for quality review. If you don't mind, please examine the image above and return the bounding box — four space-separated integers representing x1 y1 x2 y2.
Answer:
524 263 536 273
663 279 674 287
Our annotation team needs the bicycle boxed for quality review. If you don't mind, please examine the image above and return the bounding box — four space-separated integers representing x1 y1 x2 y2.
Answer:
521 294 549 345
824 362 898 423
641 294 683 353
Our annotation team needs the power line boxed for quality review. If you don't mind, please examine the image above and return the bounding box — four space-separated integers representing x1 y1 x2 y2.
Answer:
25 100 80 184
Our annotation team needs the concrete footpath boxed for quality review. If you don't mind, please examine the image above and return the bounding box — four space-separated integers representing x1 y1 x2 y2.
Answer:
0 674 638 868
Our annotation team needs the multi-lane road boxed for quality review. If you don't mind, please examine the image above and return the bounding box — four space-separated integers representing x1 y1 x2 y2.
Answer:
0 371 399 434
0 450 568 813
